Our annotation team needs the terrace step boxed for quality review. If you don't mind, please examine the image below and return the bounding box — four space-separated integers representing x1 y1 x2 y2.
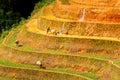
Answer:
53 0 120 22
69 0 120 7
1 0 120 79
0 59 93 80
36 6 120 39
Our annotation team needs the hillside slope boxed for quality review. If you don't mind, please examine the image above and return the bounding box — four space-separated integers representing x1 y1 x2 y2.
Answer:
0 0 120 80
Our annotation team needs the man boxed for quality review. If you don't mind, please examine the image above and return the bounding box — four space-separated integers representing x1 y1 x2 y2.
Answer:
46 27 50 34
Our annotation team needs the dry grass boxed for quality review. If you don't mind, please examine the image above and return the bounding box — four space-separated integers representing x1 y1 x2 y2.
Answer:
70 0 118 6
1 0 120 80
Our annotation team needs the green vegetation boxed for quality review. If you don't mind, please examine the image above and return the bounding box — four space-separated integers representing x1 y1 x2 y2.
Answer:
0 59 39 69
35 0 55 9
0 59 97 79
114 60 120 66
49 68 99 80
39 49 67 55
18 46 36 51
0 0 21 35
0 77 12 80
48 68 77 74
6 31 16 47
5 30 36 51
0 30 10 41
80 73 100 80
0 0 55 39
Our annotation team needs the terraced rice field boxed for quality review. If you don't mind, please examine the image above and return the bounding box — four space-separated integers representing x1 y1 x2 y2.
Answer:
0 0 120 80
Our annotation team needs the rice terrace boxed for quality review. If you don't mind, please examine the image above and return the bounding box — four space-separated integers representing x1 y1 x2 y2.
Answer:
0 0 120 80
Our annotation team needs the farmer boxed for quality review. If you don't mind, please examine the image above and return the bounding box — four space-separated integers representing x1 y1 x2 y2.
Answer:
46 27 50 34
15 40 19 46
36 60 46 69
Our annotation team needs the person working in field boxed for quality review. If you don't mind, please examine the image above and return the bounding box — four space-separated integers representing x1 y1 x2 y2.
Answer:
46 27 50 34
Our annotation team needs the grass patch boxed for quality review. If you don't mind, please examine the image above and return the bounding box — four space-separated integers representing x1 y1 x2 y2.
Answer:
48 68 99 79
79 53 110 60
48 68 77 74
0 59 39 69
0 77 13 80
0 30 10 41
6 31 16 47
39 49 67 55
80 72 100 80
6 31 36 51
18 46 36 51
114 59 120 66
34 0 55 10
0 59 99 79
0 30 10 46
